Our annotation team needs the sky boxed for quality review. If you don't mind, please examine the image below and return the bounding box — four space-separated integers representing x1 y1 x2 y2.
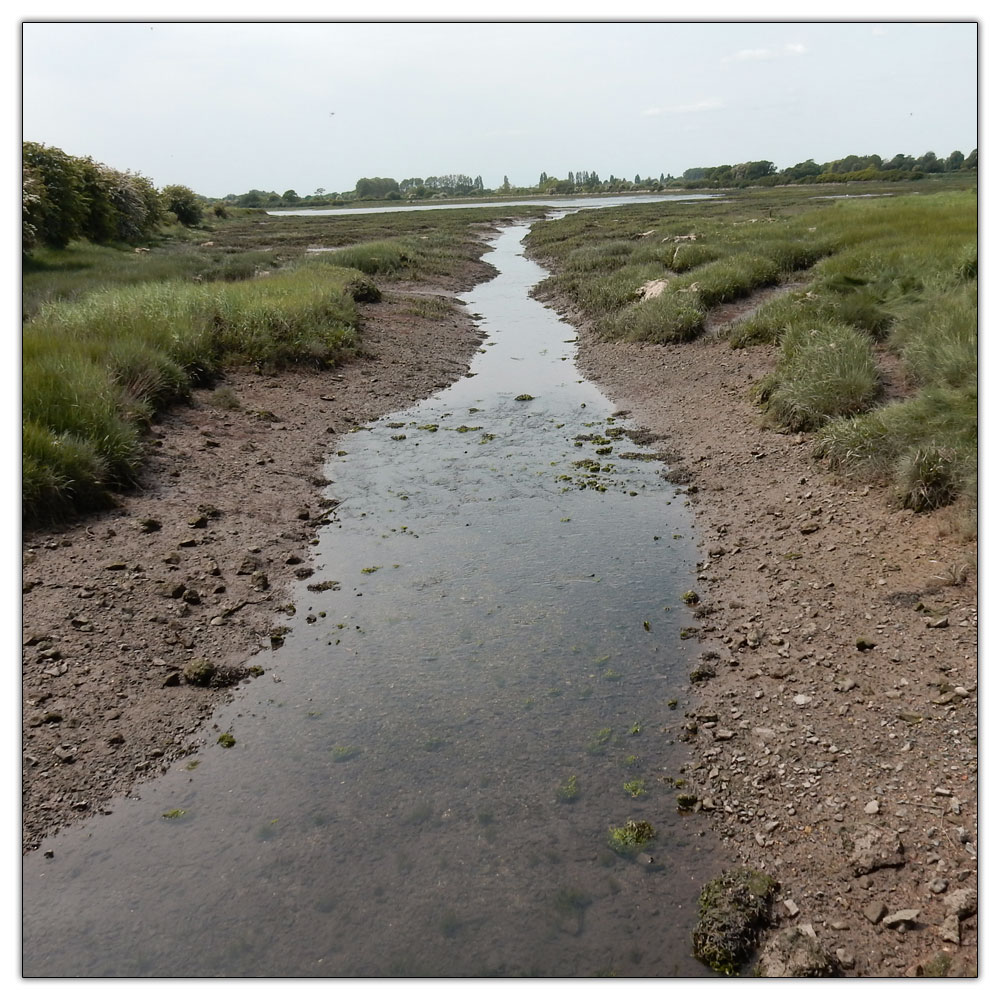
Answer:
20 16 979 199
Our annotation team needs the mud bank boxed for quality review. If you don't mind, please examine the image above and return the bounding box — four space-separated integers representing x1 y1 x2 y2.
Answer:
21 259 495 853
560 296 978 977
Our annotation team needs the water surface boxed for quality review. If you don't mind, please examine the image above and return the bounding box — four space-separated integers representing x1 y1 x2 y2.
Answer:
22 222 722 978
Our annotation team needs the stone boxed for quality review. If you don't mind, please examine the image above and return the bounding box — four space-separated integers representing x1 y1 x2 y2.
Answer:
835 948 856 970
882 909 920 928
864 800 880 815
755 926 836 977
939 914 961 944
942 887 977 918
182 657 216 686
863 900 887 924
849 825 906 875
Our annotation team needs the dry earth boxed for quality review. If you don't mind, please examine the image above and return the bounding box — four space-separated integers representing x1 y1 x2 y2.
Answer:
22 241 977 977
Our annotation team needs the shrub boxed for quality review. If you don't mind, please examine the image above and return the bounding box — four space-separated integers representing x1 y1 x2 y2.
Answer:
759 324 879 431
160 184 203 226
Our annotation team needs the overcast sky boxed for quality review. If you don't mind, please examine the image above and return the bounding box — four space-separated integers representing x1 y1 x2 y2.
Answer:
21 18 978 198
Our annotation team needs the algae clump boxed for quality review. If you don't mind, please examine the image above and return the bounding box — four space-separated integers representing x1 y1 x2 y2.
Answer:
691 867 779 976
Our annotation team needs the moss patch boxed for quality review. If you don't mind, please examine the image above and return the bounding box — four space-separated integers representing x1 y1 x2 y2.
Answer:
691 867 778 976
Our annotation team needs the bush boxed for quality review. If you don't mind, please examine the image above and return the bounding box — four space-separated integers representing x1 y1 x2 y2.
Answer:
160 184 203 226
759 323 879 431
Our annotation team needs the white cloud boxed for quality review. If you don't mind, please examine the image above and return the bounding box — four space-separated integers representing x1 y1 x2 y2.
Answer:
784 42 807 55
641 98 724 116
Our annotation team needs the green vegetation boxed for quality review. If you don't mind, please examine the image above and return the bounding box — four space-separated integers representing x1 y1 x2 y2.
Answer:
526 181 976 521
607 818 656 855
556 775 580 803
691 867 779 976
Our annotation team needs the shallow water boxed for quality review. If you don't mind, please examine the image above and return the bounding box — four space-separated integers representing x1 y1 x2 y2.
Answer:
270 192 715 217
22 223 722 978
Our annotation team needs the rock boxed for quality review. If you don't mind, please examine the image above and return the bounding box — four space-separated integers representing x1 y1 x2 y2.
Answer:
883 909 920 928
848 825 906 875
182 657 216 686
864 800 880 815
928 878 948 894
782 899 800 917
863 900 888 924
939 914 961 944
793 694 813 707
835 948 856 970
755 926 836 977
942 887 977 918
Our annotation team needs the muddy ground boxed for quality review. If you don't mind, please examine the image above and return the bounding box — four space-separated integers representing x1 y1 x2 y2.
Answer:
21 255 495 853
22 243 976 977
560 293 978 978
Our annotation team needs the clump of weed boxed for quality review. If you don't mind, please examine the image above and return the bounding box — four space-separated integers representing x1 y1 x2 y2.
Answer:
608 819 656 855
691 867 779 976
623 779 647 798
556 775 580 802
757 323 879 431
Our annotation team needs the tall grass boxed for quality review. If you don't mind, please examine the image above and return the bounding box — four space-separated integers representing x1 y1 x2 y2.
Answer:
527 186 977 516
23 264 366 522
757 324 880 431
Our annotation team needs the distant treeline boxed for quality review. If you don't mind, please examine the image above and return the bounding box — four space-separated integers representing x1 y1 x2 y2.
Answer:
680 149 977 187
22 141 205 254
223 148 978 207
23 141 978 253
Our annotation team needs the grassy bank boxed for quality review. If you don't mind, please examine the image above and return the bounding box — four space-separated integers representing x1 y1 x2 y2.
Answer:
23 205 541 524
525 181 977 520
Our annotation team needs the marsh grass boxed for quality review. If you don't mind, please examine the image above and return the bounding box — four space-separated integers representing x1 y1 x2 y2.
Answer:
757 324 879 431
23 263 364 522
527 185 976 516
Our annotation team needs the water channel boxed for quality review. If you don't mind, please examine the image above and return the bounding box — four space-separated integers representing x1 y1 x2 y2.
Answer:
23 207 724 978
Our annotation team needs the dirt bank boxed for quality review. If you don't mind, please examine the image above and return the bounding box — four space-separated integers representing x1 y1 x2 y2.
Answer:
561 297 978 977
21 256 495 854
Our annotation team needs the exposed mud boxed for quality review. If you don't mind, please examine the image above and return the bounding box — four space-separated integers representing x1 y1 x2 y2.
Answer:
21 257 495 854
558 295 978 977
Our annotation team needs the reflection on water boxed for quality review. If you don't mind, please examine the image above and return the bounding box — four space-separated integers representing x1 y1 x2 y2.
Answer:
22 224 722 977
269 192 715 217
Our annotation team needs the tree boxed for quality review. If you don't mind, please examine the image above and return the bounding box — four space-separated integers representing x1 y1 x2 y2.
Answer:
946 150 966 171
161 184 203 225
964 148 978 170
355 176 399 199
22 141 88 249
282 189 301 203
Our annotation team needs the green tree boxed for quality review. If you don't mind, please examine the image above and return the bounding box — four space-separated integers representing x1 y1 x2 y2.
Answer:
161 184 203 225
22 141 88 249
946 150 966 171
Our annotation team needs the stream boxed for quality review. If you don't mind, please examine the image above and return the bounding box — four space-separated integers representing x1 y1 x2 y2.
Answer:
22 212 724 977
